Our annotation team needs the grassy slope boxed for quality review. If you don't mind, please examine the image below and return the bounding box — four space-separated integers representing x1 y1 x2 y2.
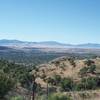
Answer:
32 57 100 100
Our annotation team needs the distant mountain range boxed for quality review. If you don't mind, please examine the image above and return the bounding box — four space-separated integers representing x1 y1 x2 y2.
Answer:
0 39 100 48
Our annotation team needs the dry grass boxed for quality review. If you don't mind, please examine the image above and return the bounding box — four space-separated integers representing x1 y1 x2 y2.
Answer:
32 57 100 100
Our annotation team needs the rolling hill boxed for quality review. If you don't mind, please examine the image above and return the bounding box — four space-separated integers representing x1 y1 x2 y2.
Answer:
31 56 100 100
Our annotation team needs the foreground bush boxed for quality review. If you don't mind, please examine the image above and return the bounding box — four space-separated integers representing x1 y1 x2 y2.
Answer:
0 71 15 98
48 93 71 100
11 96 24 100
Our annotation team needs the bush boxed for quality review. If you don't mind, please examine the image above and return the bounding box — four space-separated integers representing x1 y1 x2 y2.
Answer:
75 83 84 91
76 77 100 90
84 60 94 66
79 65 96 76
54 75 62 85
79 67 89 76
18 72 33 89
48 93 71 100
47 77 56 85
60 77 73 91
68 58 76 67
0 72 15 98
88 65 96 74
82 77 97 90
11 96 24 100
47 75 62 86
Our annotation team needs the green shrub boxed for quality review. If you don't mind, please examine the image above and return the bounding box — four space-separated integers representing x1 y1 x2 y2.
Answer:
76 77 100 90
74 83 84 91
84 60 94 66
47 77 56 85
60 77 73 91
18 72 33 89
79 65 96 76
48 93 71 100
88 65 96 73
54 75 62 85
11 96 24 100
79 67 89 76
68 58 76 67
47 75 61 86
0 72 15 98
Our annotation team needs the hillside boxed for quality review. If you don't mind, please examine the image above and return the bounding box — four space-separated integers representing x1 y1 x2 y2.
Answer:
32 57 100 100
0 56 100 100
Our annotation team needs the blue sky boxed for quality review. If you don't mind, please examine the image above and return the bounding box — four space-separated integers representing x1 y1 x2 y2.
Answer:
0 0 100 44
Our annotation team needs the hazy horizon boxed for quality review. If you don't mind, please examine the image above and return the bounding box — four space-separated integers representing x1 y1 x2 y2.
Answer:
0 0 100 44
0 39 100 45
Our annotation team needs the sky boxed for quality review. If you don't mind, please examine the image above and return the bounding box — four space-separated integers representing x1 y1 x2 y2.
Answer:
0 0 100 44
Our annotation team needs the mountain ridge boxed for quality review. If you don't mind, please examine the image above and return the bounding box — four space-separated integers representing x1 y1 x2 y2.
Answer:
0 39 100 48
